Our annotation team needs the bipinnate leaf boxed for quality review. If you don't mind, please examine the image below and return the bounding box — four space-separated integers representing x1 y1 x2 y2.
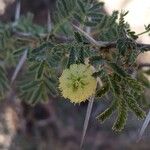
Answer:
112 98 128 131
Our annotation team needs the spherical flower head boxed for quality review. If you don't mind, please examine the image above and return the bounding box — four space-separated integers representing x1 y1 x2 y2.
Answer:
59 64 97 103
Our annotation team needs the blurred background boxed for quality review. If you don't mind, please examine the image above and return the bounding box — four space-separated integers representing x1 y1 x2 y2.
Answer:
0 0 150 150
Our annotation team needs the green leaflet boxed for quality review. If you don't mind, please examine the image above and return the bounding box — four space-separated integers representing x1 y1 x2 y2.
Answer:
67 47 76 68
107 11 118 27
74 32 83 42
89 2 104 12
95 83 110 98
13 47 27 56
117 38 128 56
29 87 42 105
36 61 45 79
92 69 105 78
113 73 122 82
0 68 7 81
137 72 150 88
73 13 83 23
124 92 145 119
31 42 53 54
108 62 128 77
96 100 117 122
77 48 84 64
112 98 128 131
144 69 150 75
44 77 58 96
0 65 9 98
28 63 40 72
87 12 103 18
118 11 129 37
21 80 39 91
77 0 86 14
0 78 9 98
84 21 98 27
98 15 108 29
110 77 121 96
20 77 57 105
125 77 144 94
62 0 69 15
117 38 136 56
41 84 49 102
89 56 103 65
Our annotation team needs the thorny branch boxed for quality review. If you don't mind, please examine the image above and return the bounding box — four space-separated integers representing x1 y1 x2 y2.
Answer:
72 24 150 51
12 25 150 51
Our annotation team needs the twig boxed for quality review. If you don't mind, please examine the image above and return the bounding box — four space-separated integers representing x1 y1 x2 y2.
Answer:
47 8 52 33
72 24 150 51
80 76 103 149
14 0 21 24
138 63 150 69
72 24 107 47
10 24 150 51
137 110 150 142
80 21 96 149
137 30 150 36
6 49 28 104
80 96 95 149
11 49 28 84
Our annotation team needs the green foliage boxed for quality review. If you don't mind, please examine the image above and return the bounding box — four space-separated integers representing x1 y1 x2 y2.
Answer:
0 0 149 131
118 11 129 37
95 82 110 98
92 69 105 78
89 56 103 65
74 32 83 42
97 100 117 122
53 0 104 34
19 61 58 105
112 98 128 131
14 12 46 35
137 71 150 88
117 38 136 56
124 92 145 119
96 70 146 131
0 65 9 98
126 77 144 92
108 63 128 77
67 47 76 68
77 47 85 64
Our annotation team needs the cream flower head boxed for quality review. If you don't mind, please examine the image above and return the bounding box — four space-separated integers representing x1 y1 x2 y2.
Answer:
59 64 97 103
